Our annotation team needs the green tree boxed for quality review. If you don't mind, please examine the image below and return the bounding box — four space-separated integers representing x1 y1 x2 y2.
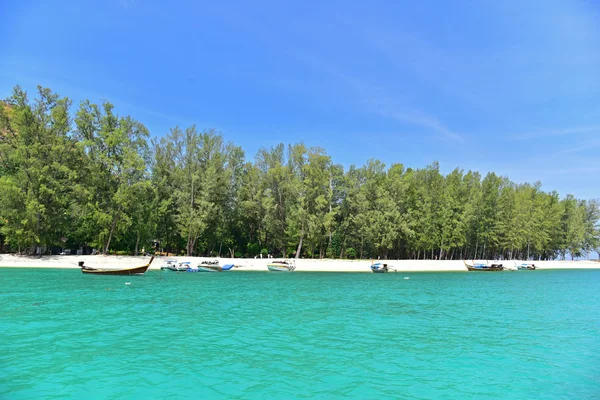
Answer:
74 100 150 254
0 85 81 253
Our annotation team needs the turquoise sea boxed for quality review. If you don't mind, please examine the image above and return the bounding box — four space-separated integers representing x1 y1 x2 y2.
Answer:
1 268 599 399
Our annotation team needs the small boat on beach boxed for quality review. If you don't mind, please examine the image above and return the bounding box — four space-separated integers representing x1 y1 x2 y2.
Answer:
371 262 394 273
184 260 236 272
463 260 503 271
515 262 536 270
197 260 220 272
195 260 236 272
160 260 189 271
80 256 154 275
267 259 296 272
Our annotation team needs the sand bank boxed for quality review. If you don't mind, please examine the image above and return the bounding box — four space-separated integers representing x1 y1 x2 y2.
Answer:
0 254 598 272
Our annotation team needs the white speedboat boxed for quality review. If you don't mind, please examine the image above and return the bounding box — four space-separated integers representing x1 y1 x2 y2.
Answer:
191 260 236 272
197 260 221 272
515 262 536 270
161 260 189 271
267 259 296 272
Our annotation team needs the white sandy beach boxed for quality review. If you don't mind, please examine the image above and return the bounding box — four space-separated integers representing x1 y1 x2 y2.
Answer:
0 254 598 272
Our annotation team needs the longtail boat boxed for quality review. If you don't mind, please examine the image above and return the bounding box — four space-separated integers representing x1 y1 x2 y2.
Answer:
80 256 154 275
463 260 503 271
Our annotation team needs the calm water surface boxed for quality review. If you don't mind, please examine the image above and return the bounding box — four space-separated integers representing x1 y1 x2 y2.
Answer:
1 268 599 399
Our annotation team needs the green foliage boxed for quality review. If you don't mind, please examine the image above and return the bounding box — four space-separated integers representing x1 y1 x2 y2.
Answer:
73 99 151 254
247 242 260 257
1 84 598 260
0 86 81 252
346 247 356 259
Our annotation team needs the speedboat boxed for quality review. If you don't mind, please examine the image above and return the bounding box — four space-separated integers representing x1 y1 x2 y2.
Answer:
187 260 236 272
515 262 536 270
371 262 390 273
267 259 296 272
197 260 221 272
160 260 189 271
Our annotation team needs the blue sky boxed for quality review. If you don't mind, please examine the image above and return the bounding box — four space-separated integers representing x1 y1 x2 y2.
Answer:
1 0 599 199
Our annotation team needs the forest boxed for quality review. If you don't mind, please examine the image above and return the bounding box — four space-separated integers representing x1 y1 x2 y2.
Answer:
1 85 598 260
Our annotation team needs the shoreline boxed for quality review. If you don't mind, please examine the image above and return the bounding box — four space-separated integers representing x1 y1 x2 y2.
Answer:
0 254 599 272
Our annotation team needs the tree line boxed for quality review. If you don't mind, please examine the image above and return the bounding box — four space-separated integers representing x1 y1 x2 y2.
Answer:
1 85 598 260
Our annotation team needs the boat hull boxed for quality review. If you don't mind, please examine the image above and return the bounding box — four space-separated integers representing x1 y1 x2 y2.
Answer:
267 265 295 272
466 266 503 271
371 267 388 273
160 266 187 271
82 265 150 275
81 256 153 275
198 266 220 272
463 260 503 271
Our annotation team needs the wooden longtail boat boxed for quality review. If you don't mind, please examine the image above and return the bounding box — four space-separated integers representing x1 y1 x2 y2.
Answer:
463 260 503 271
80 256 154 275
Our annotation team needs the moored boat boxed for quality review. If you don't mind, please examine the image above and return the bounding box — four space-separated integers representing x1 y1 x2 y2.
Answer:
160 260 189 271
463 260 503 271
186 264 199 272
186 260 236 272
267 259 296 272
515 262 536 270
81 256 154 275
197 260 221 272
371 262 391 273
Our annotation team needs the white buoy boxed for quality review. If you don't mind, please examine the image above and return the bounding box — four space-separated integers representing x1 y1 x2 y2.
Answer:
125 282 131 285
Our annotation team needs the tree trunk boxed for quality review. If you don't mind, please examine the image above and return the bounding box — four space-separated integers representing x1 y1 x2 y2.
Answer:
104 213 119 254
295 221 305 259
328 175 333 254
360 234 364 259
187 234 196 256
187 176 195 256
135 232 140 256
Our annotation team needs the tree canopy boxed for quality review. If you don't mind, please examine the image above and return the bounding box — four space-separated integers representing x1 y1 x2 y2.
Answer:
1 85 598 260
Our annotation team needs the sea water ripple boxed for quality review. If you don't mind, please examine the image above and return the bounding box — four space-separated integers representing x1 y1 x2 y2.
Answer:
0 268 599 399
